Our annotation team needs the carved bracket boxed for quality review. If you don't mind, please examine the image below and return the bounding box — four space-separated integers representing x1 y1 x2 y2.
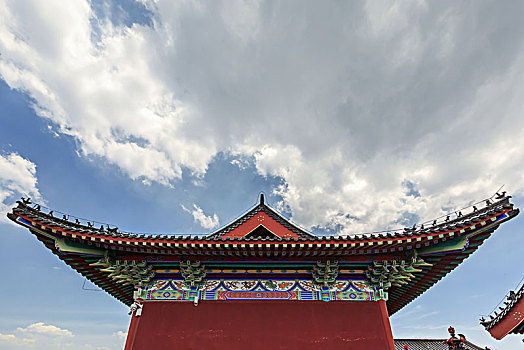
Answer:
180 260 206 289
366 257 432 300
312 260 339 289
90 257 154 287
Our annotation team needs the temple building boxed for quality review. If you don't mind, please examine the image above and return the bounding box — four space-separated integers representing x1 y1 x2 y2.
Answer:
481 279 524 340
7 193 519 349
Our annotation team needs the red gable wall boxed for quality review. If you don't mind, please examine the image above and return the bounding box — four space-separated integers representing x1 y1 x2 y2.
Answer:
220 212 300 239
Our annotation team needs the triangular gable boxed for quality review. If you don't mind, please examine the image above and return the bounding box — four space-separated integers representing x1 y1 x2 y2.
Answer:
209 194 315 239
243 225 280 239
219 211 299 239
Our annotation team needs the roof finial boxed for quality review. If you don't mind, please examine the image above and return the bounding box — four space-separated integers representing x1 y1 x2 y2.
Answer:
259 193 265 205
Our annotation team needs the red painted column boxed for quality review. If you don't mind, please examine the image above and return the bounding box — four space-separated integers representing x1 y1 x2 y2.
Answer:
126 300 395 349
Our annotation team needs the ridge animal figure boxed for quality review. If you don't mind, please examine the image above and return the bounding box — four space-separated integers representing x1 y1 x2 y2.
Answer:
444 326 467 349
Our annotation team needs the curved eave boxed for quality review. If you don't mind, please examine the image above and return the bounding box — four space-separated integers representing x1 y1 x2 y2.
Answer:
28 230 134 306
482 281 524 339
387 228 491 314
8 203 516 256
10 197 514 244
7 198 519 310
386 207 519 315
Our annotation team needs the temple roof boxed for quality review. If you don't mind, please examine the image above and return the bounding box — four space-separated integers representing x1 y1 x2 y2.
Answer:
394 339 486 350
7 194 519 311
481 279 524 339
8 193 516 243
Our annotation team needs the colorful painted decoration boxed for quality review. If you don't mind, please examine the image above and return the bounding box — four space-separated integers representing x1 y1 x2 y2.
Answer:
140 279 376 302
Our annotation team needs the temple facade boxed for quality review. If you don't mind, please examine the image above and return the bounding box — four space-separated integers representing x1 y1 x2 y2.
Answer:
8 193 519 349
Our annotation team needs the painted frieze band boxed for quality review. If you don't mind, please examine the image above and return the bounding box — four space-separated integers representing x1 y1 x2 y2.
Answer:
138 279 379 302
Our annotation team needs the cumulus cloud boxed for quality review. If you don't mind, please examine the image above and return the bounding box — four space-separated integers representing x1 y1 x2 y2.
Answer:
1 0 524 233
0 153 42 224
112 331 127 340
0 323 126 350
181 204 220 230
0 332 36 346
17 323 73 337
0 323 70 349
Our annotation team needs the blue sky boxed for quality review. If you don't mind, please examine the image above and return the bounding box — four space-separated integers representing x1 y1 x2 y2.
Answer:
0 0 523 348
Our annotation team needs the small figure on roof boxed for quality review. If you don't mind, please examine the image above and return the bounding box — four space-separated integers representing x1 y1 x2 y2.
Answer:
444 326 467 349
495 191 506 199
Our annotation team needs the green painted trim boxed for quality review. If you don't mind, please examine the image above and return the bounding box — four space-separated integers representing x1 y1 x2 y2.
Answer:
55 238 105 256
28 228 57 241
418 236 468 255
465 213 507 238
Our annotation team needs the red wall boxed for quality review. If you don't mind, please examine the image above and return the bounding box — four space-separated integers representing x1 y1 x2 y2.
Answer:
125 300 395 349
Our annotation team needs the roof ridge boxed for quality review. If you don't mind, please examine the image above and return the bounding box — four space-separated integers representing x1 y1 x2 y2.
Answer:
10 194 515 240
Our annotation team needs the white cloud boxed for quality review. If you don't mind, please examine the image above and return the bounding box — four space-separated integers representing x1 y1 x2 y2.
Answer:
17 322 73 337
0 153 42 224
0 323 126 350
1 1 524 233
181 204 220 230
0 332 36 346
0 333 16 341
112 331 127 340
0 323 71 349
